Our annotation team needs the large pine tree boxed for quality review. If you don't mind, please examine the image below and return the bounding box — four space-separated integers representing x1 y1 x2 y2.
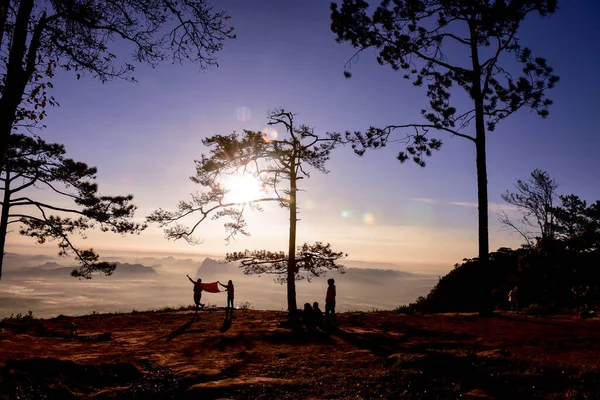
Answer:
330 0 559 273
149 110 346 318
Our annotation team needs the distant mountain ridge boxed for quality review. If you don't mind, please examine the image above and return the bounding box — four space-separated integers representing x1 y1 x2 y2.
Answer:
195 258 240 278
194 257 431 284
39 262 64 270
10 262 157 276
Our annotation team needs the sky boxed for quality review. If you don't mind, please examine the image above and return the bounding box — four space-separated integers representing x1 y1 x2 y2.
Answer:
6 0 600 274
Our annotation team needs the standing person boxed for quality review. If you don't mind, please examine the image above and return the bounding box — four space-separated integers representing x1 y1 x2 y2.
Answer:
508 286 519 313
219 280 235 315
325 278 337 329
186 275 204 318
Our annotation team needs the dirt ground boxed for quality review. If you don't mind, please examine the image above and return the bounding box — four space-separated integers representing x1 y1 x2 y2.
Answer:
1 309 600 399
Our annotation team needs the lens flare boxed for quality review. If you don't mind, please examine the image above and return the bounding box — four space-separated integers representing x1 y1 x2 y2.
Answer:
341 210 353 218
262 127 278 142
362 213 375 225
236 107 251 122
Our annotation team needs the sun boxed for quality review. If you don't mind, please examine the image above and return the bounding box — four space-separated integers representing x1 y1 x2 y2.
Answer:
224 174 263 204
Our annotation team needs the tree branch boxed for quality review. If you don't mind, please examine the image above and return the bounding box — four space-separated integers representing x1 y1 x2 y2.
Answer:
384 124 475 143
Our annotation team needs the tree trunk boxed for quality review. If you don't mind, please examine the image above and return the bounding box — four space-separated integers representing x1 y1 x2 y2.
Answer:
469 22 489 268
0 0 35 176
286 160 298 320
470 20 492 315
0 167 11 280
0 85 21 176
475 130 489 265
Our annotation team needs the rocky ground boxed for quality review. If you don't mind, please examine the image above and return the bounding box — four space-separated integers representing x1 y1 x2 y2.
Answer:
1 308 600 399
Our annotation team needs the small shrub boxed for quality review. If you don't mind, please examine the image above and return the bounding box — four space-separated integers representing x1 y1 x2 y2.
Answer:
396 302 420 315
238 301 253 310
395 304 412 314
1 310 34 323
523 303 552 316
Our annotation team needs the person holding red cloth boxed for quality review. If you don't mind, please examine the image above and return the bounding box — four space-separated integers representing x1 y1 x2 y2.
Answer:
219 280 235 314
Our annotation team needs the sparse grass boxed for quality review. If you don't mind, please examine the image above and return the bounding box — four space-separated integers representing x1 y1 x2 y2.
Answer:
1 310 34 323
395 304 411 314
154 305 195 313
395 303 419 315
45 306 393 321
238 301 253 310
522 303 554 317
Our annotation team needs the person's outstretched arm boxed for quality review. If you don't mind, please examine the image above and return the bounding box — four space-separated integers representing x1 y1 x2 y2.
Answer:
218 282 228 288
186 275 195 284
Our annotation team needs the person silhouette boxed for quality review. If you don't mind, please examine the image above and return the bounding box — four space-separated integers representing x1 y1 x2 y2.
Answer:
312 301 324 329
187 275 205 317
325 278 337 329
302 303 315 332
508 286 519 313
219 280 235 315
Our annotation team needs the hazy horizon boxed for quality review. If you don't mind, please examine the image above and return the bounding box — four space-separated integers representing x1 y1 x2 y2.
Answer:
4 243 455 275
0 250 439 319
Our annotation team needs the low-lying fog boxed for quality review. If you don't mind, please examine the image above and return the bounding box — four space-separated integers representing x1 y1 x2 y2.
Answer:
0 252 439 318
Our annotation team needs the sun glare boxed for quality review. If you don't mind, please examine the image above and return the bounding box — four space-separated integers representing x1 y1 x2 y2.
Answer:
224 175 263 204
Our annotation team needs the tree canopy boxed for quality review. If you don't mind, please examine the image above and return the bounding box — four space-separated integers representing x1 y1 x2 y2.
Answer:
225 242 346 284
500 169 600 253
0 0 235 174
330 0 559 270
0 133 146 279
500 169 559 246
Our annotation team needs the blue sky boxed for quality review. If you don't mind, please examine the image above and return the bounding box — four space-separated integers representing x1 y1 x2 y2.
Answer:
8 0 600 273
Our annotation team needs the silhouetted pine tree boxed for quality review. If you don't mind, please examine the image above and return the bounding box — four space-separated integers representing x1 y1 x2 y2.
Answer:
148 109 346 318
0 0 235 174
330 0 559 271
500 169 559 245
0 134 146 280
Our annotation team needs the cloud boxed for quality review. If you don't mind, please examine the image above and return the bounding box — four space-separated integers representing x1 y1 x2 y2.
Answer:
412 197 438 204
412 198 516 212
449 201 477 208
449 201 520 212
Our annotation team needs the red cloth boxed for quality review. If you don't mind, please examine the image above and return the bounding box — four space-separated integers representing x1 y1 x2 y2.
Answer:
201 282 224 293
